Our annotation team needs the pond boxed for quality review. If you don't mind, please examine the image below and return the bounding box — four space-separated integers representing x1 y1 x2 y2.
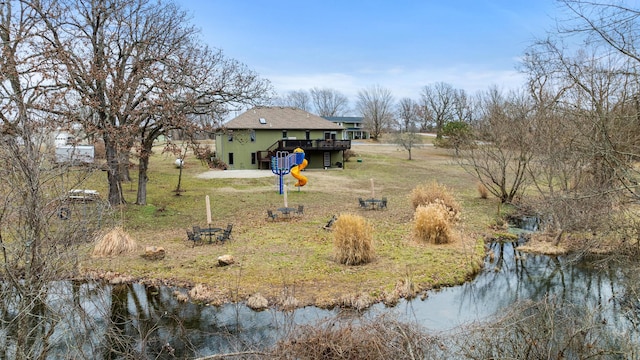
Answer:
6 234 640 358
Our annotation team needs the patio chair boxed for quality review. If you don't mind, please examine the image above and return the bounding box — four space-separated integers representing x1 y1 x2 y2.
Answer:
379 197 388 210
187 229 201 247
358 198 367 208
267 210 278 221
217 224 233 243
322 215 337 231
296 204 304 216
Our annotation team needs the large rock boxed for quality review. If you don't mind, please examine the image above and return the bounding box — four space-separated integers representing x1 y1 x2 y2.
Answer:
143 246 165 260
217 254 235 266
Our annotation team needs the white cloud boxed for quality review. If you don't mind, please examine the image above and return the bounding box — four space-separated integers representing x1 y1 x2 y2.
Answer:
267 64 527 106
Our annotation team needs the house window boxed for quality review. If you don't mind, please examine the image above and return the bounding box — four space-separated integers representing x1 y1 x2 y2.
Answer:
282 130 287 139
305 130 310 140
251 153 256 165
228 133 233 142
228 153 234 165
250 130 256 142
324 132 336 140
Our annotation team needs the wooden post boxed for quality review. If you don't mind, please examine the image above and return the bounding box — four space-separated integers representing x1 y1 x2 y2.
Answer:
206 195 212 225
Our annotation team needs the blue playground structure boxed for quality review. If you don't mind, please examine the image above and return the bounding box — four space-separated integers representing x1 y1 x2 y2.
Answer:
271 149 306 194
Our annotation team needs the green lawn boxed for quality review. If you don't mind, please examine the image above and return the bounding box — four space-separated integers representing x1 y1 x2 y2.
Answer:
82 140 500 308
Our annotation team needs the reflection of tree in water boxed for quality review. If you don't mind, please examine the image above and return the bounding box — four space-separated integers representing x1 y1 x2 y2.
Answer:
105 284 134 358
92 283 286 358
455 241 567 316
103 283 193 358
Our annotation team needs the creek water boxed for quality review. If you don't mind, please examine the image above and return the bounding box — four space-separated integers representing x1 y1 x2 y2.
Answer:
12 224 640 358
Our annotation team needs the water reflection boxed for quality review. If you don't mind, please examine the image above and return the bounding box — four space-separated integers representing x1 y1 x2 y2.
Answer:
395 241 636 335
11 240 639 359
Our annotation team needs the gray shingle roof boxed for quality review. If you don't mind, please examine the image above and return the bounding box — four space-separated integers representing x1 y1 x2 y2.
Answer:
224 106 343 130
322 116 364 124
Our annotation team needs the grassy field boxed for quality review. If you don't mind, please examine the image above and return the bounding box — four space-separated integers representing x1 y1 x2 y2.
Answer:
81 138 502 308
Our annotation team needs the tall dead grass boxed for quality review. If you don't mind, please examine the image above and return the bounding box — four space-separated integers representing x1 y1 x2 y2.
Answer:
270 315 440 360
92 227 137 257
414 203 455 244
410 181 460 221
333 213 375 265
477 182 489 199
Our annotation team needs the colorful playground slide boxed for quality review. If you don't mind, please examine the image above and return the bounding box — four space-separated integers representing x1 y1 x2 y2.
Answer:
291 158 308 187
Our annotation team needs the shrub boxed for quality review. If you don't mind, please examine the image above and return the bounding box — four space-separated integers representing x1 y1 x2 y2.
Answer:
333 213 374 265
193 145 228 169
413 203 454 244
343 149 356 162
453 298 637 359
410 181 460 221
270 316 438 360
477 182 488 199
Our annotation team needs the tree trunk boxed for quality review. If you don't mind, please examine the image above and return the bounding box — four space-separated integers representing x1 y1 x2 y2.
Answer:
136 138 157 205
136 152 149 205
105 139 125 206
118 152 131 182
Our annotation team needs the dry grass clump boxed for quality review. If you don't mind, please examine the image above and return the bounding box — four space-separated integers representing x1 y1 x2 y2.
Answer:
247 293 269 311
333 213 375 265
477 182 489 199
188 283 224 305
92 227 137 257
410 181 460 220
414 203 454 244
270 316 438 360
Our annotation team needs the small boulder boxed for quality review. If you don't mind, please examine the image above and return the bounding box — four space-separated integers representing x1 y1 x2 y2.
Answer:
217 254 235 266
143 246 165 260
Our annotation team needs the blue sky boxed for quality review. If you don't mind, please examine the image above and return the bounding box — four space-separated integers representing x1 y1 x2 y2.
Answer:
176 1 560 104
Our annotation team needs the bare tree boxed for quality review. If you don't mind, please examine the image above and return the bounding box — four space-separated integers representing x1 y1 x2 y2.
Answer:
420 82 458 138
458 87 535 203
356 85 394 140
133 44 270 205
281 89 312 111
0 2 112 358
396 97 420 132
310 87 350 116
394 98 422 159
509 0 640 249
521 38 640 245
453 88 474 123
394 132 422 160
34 0 271 206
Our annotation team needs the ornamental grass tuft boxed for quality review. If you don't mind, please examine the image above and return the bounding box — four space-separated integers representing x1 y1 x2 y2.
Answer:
333 213 375 265
413 203 455 244
410 181 460 222
92 227 137 257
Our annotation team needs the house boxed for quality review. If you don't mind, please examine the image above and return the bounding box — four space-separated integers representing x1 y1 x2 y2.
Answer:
322 116 370 140
214 107 351 170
